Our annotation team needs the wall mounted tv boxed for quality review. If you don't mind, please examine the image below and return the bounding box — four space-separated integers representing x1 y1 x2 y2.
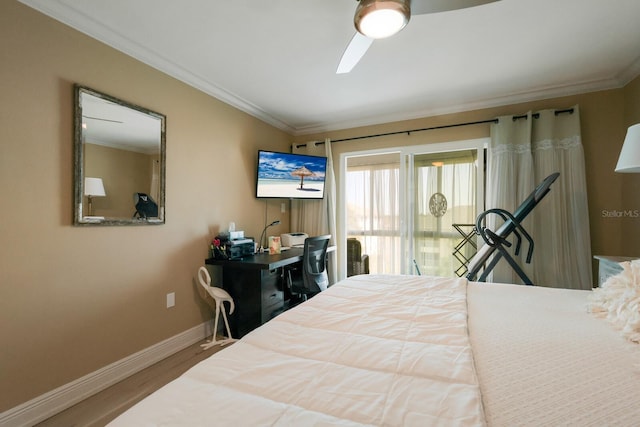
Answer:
256 150 328 199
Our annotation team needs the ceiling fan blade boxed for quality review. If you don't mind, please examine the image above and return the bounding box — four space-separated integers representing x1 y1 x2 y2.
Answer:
336 32 374 74
411 0 498 15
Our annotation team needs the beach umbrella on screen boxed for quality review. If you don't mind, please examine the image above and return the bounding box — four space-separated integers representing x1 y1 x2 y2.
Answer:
291 166 315 189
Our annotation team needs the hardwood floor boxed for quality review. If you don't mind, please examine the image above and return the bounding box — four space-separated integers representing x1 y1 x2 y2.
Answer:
36 339 228 427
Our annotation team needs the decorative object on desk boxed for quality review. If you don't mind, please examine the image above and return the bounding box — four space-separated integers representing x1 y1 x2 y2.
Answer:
259 219 280 252
210 238 228 260
197 267 236 349
615 123 640 173
84 177 105 216
269 236 281 254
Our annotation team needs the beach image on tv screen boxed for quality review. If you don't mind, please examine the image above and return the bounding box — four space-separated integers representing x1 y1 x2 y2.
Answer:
257 151 327 198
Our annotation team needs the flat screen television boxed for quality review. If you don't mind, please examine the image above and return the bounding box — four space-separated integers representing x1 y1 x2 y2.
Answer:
256 150 328 199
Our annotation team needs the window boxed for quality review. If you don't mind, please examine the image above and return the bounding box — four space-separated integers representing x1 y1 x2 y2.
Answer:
341 139 486 277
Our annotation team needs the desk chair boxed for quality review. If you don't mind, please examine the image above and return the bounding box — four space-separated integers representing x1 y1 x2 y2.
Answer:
197 267 236 349
347 238 369 277
286 235 331 303
466 172 560 285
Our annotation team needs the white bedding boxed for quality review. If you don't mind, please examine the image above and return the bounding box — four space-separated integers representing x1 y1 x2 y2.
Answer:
110 275 640 426
109 275 485 426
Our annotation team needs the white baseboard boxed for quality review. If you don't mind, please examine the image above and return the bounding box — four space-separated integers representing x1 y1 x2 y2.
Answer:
0 321 211 427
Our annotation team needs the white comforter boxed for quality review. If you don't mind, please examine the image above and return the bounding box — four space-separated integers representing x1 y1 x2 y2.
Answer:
109 275 485 426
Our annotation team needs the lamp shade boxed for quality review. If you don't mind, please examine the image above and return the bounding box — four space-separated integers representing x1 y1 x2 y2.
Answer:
355 0 410 39
84 177 106 197
615 124 640 173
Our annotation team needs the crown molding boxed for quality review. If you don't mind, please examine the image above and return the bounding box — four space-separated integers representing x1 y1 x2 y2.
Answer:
293 73 638 136
18 0 640 138
18 0 297 134
617 55 640 87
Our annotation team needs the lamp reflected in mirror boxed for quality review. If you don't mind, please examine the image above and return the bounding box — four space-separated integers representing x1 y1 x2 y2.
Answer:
84 177 105 217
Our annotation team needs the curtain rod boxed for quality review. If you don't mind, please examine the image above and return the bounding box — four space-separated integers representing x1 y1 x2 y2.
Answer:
295 107 574 148
512 107 574 121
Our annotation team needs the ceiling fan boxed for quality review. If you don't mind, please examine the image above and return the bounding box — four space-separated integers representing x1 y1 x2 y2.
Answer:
337 0 498 74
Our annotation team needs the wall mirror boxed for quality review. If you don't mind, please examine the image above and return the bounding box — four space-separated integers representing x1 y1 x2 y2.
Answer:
73 85 166 225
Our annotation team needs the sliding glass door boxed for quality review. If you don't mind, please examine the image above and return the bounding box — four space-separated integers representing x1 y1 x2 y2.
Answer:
345 152 402 274
411 150 480 277
342 139 485 277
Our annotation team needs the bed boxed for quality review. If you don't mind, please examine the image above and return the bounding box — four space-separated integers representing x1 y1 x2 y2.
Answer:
109 273 640 426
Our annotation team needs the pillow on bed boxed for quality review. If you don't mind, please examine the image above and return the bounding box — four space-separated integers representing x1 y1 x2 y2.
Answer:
588 259 640 343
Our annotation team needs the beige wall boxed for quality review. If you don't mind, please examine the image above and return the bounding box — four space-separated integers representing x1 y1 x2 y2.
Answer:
296 83 640 267
2 0 639 414
0 1 291 411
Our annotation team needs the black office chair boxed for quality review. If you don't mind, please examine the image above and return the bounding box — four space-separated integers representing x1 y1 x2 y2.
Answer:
286 235 331 303
347 238 369 277
132 192 158 218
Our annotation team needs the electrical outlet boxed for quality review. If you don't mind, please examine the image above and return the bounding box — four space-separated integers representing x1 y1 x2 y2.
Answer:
281 202 286 213
166 292 175 308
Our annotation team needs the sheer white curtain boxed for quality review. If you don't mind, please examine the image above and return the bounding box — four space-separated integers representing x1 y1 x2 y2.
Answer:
346 158 401 274
487 105 592 289
150 158 160 202
291 139 337 283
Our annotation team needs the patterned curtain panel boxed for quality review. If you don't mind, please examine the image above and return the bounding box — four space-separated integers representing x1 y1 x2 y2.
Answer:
487 105 593 289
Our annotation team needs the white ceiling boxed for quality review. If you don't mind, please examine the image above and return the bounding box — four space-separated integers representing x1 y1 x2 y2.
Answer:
81 90 162 154
20 0 640 136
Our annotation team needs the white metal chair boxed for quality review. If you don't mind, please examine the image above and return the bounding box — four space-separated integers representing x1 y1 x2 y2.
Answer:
197 266 236 349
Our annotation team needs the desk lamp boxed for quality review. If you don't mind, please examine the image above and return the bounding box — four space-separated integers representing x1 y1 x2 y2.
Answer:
259 220 280 253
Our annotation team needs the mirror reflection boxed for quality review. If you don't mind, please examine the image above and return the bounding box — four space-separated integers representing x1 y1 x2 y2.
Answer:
74 85 166 225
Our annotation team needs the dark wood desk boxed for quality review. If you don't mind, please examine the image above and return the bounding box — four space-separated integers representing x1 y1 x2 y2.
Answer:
206 247 334 338
208 247 308 270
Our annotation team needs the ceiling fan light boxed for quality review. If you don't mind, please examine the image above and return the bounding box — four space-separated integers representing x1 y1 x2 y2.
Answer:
355 0 410 39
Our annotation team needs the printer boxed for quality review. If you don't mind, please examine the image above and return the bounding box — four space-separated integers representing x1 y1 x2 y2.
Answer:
280 232 308 248
216 230 255 259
